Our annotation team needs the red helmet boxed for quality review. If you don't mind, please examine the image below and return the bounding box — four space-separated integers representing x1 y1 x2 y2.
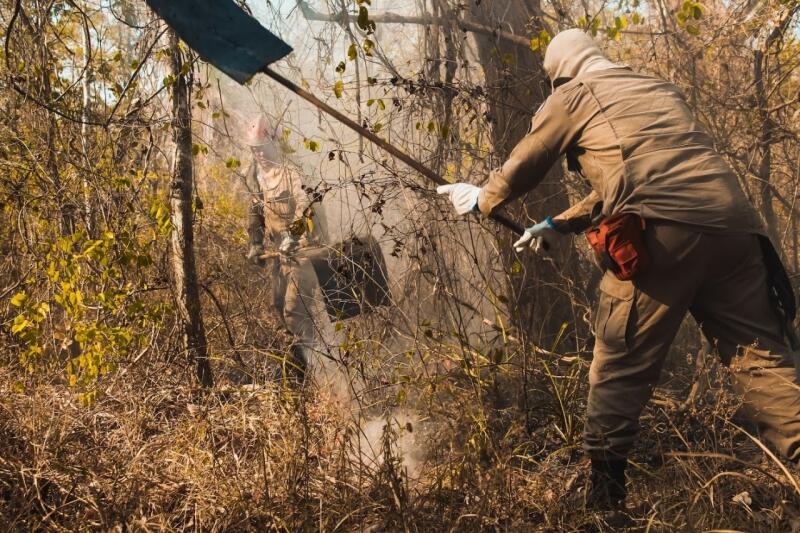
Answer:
244 114 274 146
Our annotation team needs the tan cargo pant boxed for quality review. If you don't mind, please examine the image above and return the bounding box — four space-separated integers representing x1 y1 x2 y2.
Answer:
272 256 320 351
586 222 800 461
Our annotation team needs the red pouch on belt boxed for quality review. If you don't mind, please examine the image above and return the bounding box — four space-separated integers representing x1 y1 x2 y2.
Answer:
585 213 650 281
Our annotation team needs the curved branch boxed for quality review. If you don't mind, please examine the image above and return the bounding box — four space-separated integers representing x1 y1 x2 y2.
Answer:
295 0 532 48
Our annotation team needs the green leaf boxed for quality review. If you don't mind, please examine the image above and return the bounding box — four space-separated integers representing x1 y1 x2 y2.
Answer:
363 38 375 57
11 317 32 334
333 80 344 99
538 29 551 46
36 302 49 317
366 98 375 107
632 12 641 24
357 5 368 29
303 138 320 152
335 61 346 74
530 29 551 52
356 6 376 33
686 24 700 35
615 15 628 30
225 157 241 169
348 43 358 61
367 76 377 85
373 123 383 133
377 99 385 110
590 17 601 36
10 291 27 307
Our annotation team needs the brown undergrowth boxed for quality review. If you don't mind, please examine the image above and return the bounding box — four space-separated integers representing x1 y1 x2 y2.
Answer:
2 344 800 532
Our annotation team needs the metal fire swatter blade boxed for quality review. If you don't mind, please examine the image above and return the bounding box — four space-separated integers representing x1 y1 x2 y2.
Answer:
305 236 392 321
144 0 292 84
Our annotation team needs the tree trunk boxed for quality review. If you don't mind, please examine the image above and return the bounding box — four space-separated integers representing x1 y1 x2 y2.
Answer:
754 48 777 236
79 6 95 236
35 6 74 236
468 1 578 348
168 29 213 388
751 5 798 241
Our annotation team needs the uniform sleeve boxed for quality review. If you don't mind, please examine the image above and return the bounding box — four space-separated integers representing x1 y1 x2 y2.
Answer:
477 91 576 215
289 168 310 221
240 160 261 198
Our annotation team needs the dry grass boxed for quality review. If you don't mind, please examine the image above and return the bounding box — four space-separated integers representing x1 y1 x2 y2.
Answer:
2 344 800 532
2 170 798 531
2 207 798 532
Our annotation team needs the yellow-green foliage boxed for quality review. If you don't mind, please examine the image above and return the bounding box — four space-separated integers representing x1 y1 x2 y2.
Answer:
10 230 167 404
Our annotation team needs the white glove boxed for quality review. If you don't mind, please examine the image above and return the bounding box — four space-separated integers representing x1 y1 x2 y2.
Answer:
278 233 299 255
513 217 563 253
436 183 481 215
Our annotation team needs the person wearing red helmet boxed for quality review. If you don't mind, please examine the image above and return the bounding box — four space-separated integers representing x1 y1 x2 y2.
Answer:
242 113 318 383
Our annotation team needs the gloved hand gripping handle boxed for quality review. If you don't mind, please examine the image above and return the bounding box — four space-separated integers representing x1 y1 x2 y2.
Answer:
264 68 526 237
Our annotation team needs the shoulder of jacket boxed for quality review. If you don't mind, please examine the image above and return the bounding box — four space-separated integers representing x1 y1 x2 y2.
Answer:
553 76 583 94
550 80 588 113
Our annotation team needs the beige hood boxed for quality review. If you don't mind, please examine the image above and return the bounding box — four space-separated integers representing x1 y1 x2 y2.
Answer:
543 29 620 82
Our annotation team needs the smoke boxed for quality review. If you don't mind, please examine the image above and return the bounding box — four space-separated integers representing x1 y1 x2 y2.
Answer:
309 350 426 484
199 1 501 488
356 410 424 482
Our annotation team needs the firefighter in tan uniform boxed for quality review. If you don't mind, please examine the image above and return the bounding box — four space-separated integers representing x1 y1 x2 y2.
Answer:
439 29 800 508
244 115 320 382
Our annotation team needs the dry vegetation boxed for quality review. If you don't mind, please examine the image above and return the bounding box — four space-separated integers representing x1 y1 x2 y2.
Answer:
2 0 800 531
4 338 800 530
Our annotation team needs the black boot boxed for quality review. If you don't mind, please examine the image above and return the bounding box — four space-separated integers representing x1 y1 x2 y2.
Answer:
587 458 627 511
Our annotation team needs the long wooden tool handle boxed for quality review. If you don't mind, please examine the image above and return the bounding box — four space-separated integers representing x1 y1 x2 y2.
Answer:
264 67 525 237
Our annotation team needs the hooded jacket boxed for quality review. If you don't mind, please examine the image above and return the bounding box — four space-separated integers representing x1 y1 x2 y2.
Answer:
244 157 311 245
477 29 762 235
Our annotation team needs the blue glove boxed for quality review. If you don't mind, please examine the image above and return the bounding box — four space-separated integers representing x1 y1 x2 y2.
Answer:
513 216 562 253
